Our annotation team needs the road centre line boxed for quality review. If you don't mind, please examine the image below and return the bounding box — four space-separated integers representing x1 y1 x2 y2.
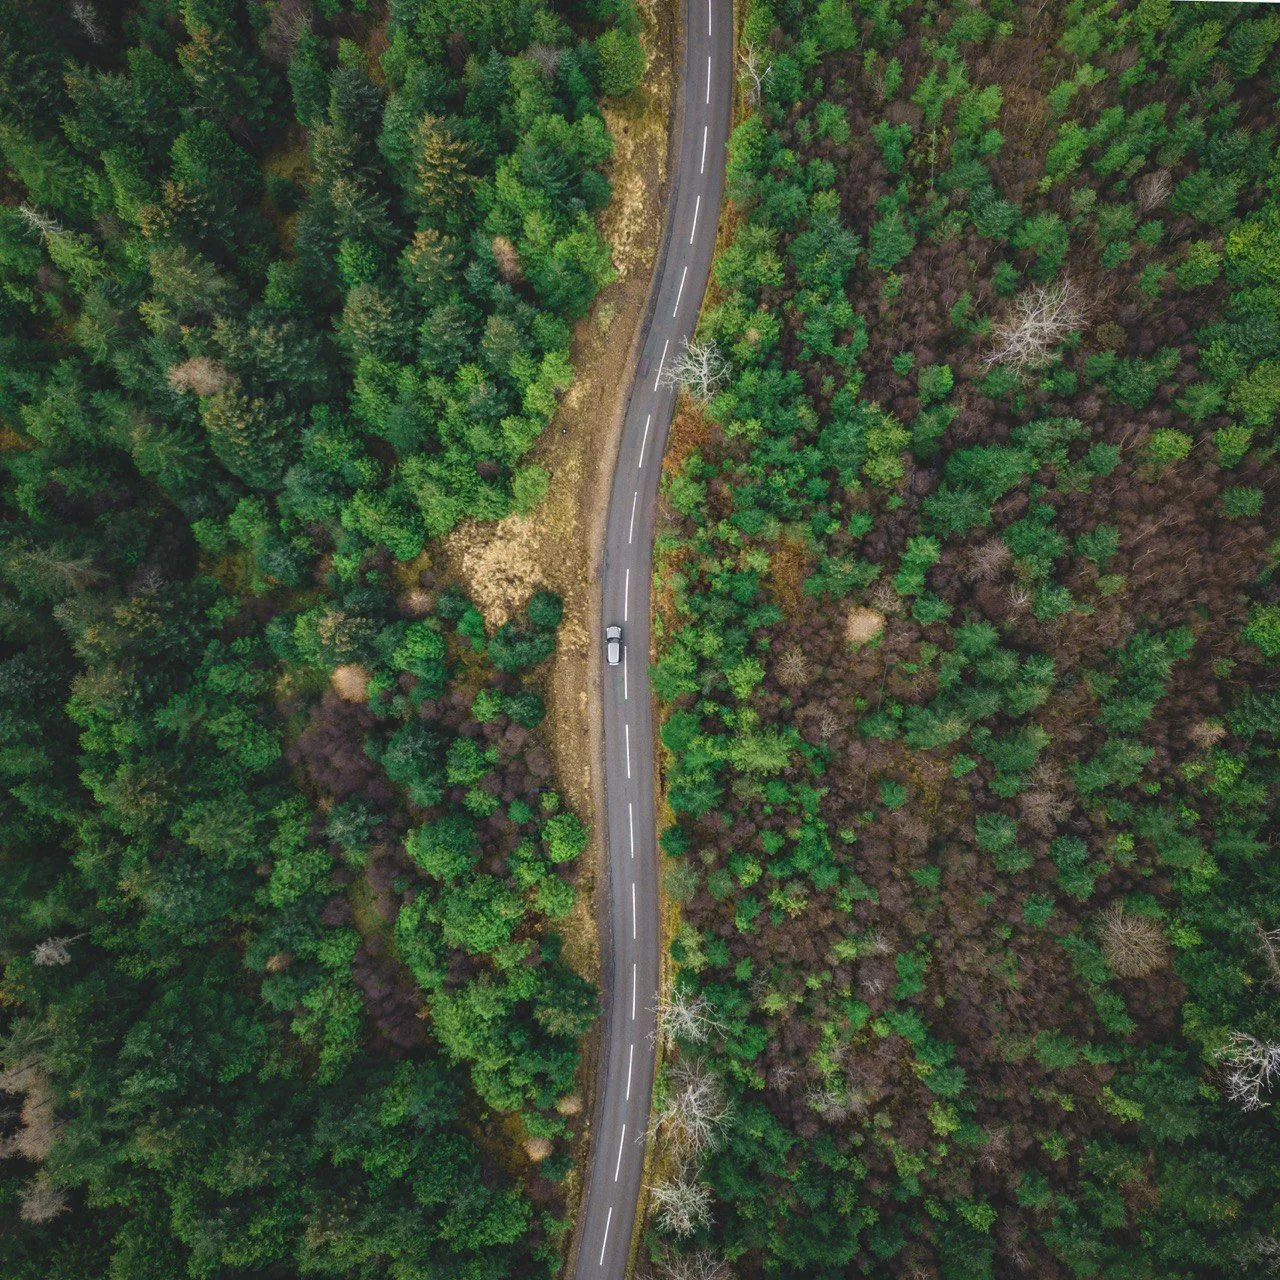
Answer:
628 800 634 855
708 0 712 34
706 55 711 104
673 264 688 317
625 722 631 778
654 338 669 390
631 963 636 1019
690 194 700 243
624 567 629 622
614 1125 627 1181
599 1206 612 1267
623 649 628 701
626 1043 634 1099
631 881 636 939
639 412 651 467
628 490 637 543
701 125 707 173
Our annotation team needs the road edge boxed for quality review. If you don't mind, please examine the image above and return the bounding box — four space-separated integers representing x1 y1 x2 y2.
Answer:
568 1 687 1274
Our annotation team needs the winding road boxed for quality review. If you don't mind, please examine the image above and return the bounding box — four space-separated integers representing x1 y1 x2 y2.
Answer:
574 1 733 1276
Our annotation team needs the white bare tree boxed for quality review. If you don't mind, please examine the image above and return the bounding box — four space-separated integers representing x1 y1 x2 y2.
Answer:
1239 1232 1280 1274
651 1061 730 1158
1255 923 1280 991
71 1 105 42
650 1246 733 1280
738 43 772 106
16 204 64 244
1218 1031 1280 1111
660 338 730 401
656 989 725 1050
1136 168 1171 212
32 935 85 967
984 277 1086 370
649 1173 712 1237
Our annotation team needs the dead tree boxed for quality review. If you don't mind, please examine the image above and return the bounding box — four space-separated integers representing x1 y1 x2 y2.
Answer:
649 1173 712 1237
651 1061 730 1158
1255 923 1280 990
650 1247 733 1280
738 43 772 106
984 278 1086 370
656 989 725 1050
1218 1032 1280 1111
660 338 729 401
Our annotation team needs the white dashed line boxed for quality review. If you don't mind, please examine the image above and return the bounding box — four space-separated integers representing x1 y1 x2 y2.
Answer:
673 264 688 317
614 1125 627 1181
707 0 712 34
626 1042 634 1099
628 800 634 856
599 1206 612 1266
631 963 637 1019
701 124 708 173
690 194 700 243
631 881 636 939
625 722 631 777
623 648 628 700
624 567 630 622
628 490 637 544
654 338 669 390
706 55 711 104
638 412 652 468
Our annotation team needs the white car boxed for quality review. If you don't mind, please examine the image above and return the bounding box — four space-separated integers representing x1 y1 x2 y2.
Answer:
605 625 622 666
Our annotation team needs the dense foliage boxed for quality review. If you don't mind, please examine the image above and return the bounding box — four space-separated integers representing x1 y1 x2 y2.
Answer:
648 1 1280 1276
0 0 642 1274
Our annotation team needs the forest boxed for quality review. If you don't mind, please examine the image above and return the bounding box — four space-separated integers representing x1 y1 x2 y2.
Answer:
0 0 643 1275
648 0 1280 1277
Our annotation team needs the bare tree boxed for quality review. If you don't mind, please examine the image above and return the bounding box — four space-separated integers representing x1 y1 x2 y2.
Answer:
527 42 561 77
32 934 85 967
660 338 729 401
738 43 772 106
649 1173 712 1237
984 278 1086 370
16 204 64 244
70 1 105 42
1239 1233 1280 1274
1218 1031 1280 1111
805 1078 868 1124
1256 923 1280 991
651 1061 730 1158
1136 168 1171 212
649 1247 733 1280
775 643 812 686
966 537 1012 583
656 989 725 1051
19 1173 68 1224
1097 905 1168 979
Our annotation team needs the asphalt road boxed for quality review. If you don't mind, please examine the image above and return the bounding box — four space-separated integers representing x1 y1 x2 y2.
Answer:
572 2 732 1276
